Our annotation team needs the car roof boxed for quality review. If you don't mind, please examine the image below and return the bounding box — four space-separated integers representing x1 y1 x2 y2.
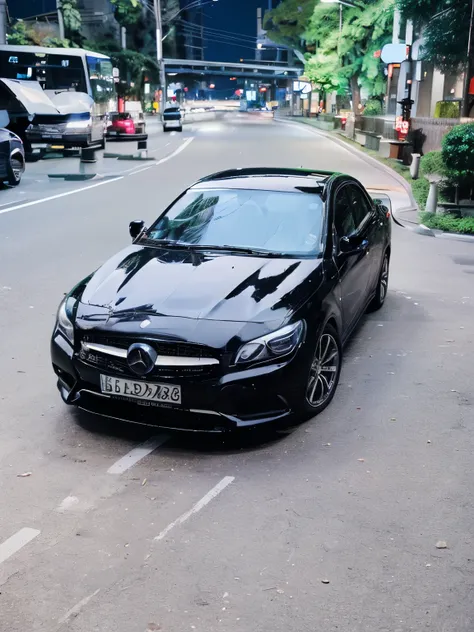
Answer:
191 168 340 194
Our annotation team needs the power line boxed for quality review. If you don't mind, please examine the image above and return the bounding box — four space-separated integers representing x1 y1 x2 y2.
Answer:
178 18 258 41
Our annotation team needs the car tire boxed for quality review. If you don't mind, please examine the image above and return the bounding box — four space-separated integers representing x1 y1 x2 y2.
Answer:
163 125 167 132
98 136 106 150
367 252 389 312
297 323 342 419
7 153 24 186
177 125 183 132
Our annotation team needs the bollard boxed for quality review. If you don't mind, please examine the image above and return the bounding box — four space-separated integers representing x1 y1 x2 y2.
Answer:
425 181 438 213
137 138 147 159
80 146 97 164
410 153 421 180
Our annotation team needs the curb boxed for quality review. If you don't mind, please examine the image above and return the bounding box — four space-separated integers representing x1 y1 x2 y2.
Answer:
274 115 474 243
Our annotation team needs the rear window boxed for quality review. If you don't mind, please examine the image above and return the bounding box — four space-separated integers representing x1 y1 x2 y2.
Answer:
112 113 131 120
145 188 325 256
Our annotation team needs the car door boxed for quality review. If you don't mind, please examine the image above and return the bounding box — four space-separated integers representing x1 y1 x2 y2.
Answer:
333 184 374 334
345 184 380 293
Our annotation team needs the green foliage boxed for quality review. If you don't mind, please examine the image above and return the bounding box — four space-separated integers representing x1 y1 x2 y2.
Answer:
434 101 460 119
412 177 430 209
60 0 82 33
420 151 445 177
419 212 474 234
441 124 474 190
7 20 33 45
364 99 383 115
263 0 318 51
110 0 142 28
397 0 470 73
304 0 395 110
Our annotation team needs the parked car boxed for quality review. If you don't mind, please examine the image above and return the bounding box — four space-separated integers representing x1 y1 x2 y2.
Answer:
0 110 25 186
107 112 136 136
50 168 391 432
162 104 183 132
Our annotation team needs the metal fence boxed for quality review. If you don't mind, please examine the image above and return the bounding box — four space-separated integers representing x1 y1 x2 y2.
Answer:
410 117 471 153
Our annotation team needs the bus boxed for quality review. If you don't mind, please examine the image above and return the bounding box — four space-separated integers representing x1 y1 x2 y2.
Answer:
0 45 117 147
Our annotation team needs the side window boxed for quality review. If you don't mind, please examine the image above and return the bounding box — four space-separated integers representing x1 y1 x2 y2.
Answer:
346 185 372 230
334 187 355 237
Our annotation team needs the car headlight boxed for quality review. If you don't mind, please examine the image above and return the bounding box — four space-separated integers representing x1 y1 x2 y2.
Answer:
66 119 91 129
56 297 75 345
235 321 305 365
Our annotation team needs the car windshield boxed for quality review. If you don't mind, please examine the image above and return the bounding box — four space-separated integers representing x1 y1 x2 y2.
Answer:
144 188 325 256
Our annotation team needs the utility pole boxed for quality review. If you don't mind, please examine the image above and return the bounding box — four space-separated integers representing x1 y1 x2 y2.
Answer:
56 0 65 40
153 0 167 113
462 0 474 117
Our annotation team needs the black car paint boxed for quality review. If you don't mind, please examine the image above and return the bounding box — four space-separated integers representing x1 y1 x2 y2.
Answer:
0 127 24 183
51 169 391 431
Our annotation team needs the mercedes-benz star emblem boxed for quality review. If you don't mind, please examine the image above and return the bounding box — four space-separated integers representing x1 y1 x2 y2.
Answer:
127 343 157 377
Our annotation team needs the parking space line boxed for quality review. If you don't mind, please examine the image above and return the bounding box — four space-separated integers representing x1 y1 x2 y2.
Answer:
154 476 235 541
0 177 124 216
57 589 100 628
107 435 169 475
0 528 40 565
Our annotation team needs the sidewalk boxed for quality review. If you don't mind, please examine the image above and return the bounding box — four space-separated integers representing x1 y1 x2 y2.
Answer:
274 112 418 223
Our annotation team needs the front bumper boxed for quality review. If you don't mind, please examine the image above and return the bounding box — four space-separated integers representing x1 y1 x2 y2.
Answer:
51 331 307 432
27 131 90 148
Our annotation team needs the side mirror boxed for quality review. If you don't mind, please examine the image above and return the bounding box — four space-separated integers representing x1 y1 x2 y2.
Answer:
129 220 145 240
0 110 10 128
339 234 367 256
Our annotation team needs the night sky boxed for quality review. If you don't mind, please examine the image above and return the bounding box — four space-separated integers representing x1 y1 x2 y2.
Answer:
203 0 274 63
9 0 277 64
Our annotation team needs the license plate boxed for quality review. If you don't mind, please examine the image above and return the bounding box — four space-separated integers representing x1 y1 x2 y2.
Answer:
44 134 62 139
100 375 181 405
109 131 118 135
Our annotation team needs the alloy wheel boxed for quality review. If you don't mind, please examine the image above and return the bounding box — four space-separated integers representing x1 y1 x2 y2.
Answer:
306 332 340 408
11 157 23 182
379 256 389 303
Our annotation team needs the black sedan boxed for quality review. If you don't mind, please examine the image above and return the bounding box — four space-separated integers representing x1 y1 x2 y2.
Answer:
51 168 391 431
0 126 25 186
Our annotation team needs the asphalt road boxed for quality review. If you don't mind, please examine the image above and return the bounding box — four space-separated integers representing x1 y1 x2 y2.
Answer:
1 113 473 632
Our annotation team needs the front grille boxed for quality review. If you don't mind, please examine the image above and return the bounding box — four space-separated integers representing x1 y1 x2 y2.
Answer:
83 333 216 359
78 332 220 378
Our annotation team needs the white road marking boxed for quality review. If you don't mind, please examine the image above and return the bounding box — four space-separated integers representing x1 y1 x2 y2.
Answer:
57 589 100 627
128 165 154 176
155 137 194 164
107 435 169 475
0 136 195 218
0 527 40 565
170 131 176 136
0 177 124 216
154 476 235 542
56 495 80 513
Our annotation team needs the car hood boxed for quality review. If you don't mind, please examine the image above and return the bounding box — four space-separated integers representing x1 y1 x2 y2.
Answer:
80 245 323 326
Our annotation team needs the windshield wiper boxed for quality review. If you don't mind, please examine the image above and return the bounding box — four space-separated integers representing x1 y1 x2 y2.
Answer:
191 245 289 257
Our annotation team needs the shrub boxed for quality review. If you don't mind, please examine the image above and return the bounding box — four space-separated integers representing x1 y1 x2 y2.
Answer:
412 177 430 210
434 101 460 119
420 151 445 177
363 99 382 116
441 123 474 195
419 212 474 235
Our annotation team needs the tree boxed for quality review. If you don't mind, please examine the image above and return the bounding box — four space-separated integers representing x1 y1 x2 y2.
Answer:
7 20 33 45
263 0 318 52
110 0 143 28
305 0 394 112
397 0 470 73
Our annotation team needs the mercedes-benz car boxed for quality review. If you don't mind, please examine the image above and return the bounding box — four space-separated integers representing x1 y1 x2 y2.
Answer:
51 168 391 432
